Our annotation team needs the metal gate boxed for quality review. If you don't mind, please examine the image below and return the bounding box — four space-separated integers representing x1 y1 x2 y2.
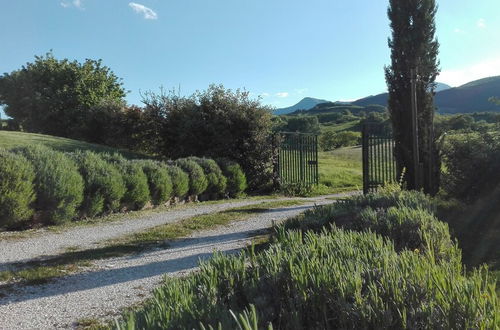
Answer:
362 123 397 194
278 132 319 186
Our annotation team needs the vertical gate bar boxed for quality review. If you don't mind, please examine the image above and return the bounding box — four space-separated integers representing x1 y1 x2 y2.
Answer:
362 125 368 194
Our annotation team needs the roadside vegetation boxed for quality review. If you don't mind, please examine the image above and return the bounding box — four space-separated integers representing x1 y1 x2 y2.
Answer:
115 187 499 329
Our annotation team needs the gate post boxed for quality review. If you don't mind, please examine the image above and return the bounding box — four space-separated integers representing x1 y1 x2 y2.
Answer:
362 124 370 194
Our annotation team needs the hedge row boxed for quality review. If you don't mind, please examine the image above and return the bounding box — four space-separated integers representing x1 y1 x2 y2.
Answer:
116 189 498 329
0 145 247 229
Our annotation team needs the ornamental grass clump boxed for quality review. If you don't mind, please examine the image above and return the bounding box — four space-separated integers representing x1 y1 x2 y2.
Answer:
217 158 247 197
135 160 172 206
189 157 227 197
15 145 84 225
0 149 36 228
103 153 150 210
167 165 190 199
71 151 126 217
175 158 208 197
116 226 499 329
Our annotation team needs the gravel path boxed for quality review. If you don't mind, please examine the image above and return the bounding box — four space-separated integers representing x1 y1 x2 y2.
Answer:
0 195 342 329
0 197 316 270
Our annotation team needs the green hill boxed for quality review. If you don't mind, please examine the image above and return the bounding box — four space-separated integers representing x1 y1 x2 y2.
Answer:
0 131 144 159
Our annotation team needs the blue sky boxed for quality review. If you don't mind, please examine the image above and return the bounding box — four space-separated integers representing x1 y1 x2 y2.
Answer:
0 0 499 114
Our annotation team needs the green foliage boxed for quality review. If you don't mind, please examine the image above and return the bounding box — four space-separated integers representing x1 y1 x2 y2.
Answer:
175 158 208 196
117 226 498 329
0 149 35 228
71 151 126 217
280 116 321 134
189 157 227 196
442 132 500 202
103 154 150 210
167 165 190 199
0 52 125 138
320 130 360 151
15 145 84 225
135 160 172 205
284 188 454 261
217 158 247 197
141 85 274 191
385 0 440 194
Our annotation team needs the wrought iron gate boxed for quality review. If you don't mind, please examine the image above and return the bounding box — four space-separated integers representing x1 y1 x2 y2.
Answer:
362 124 397 194
277 132 319 186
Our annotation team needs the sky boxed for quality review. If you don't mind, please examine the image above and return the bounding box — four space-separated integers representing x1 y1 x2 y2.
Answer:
0 0 499 115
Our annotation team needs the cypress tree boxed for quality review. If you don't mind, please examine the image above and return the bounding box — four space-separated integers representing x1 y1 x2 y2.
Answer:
385 0 440 194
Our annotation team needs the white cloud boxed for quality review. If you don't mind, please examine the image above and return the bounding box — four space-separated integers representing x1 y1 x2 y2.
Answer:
60 0 84 9
129 2 158 20
295 88 308 94
477 18 486 29
275 92 289 98
260 93 270 98
439 58 500 87
453 28 464 33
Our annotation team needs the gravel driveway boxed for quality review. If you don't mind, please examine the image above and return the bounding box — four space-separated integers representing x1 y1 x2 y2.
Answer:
0 194 345 329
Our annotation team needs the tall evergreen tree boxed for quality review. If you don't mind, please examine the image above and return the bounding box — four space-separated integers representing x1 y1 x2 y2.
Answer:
385 0 440 194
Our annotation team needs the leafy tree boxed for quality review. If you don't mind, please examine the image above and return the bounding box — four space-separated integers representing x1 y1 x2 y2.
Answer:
142 85 274 191
0 52 126 137
283 116 321 134
385 0 440 194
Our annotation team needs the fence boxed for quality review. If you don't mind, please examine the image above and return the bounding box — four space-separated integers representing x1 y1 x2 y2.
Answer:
278 132 319 186
362 123 397 194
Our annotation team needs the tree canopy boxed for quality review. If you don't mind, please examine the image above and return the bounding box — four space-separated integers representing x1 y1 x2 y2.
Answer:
385 0 440 194
0 52 126 137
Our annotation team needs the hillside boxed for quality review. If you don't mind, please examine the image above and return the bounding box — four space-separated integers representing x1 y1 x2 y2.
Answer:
352 76 500 113
274 97 330 115
0 131 144 159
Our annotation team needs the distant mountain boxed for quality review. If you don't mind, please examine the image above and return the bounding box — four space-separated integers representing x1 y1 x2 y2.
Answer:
435 82 452 92
274 97 330 115
351 77 500 113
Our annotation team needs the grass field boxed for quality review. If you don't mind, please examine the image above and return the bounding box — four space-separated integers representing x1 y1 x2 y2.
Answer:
320 120 360 133
0 131 144 158
317 146 362 193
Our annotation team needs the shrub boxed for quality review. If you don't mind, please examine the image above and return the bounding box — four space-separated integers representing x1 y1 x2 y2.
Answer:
442 132 500 202
141 85 274 191
217 158 247 197
175 158 208 196
167 165 190 199
0 149 35 228
136 160 172 206
71 151 126 217
189 157 227 196
15 145 84 225
284 188 454 261
320 130 361 151
103 153 150 210
117 227 499 329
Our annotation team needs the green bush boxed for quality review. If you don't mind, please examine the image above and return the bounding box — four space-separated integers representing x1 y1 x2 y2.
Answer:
284 188 454 261
0 149 35 228
320 130 361 151
15 145 84 225
442 132 500 202
71 151 126 217
103 153 150 210
167 165 190 199
175 158 208 196
217 158 247 197
117 227 499 329
135 160 172 206
189 157 227 196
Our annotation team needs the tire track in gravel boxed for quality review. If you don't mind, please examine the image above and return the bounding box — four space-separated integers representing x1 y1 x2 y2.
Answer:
0 196 338 329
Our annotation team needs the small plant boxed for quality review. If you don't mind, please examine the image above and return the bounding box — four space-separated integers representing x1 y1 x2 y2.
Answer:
0 149 36 228
280 182 314 197
71 151 126 217
189 157 227 197
217 158 247 197
167 165 190 199
15 145 84 225
136 160 172 206
175 158 208 197
103 154 150 210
